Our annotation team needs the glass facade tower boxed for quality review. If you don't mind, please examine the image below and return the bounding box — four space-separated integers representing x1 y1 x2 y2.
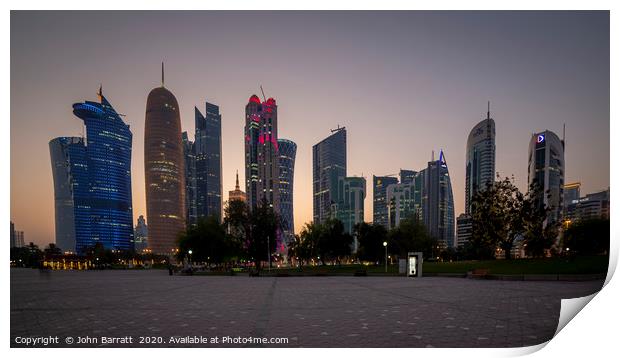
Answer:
465 103 496 215
144 68 186 254
50 89 134 254
195 102 223 220
245 95 279 210
386 172 423 230
373 175 398 228
277 138 297 250
528 130 565 224
422 150 455 248
336 176 366 251
182 132 197 226
313 127 347 224
49 137 88 253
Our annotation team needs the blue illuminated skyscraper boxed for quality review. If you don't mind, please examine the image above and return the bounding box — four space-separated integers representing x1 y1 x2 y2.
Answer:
50 87 134 254
277 138 297 250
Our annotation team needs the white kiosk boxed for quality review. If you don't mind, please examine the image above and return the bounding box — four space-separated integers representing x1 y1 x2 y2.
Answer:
407 252 423 277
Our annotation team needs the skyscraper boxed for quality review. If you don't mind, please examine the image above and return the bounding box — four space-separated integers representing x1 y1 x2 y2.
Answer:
373 175 398 228
465 102 496 215
456 213 473 248
229 171 247 203
10 221 15 248
195 102 223 220
49 136 87 253
277 138 297 249
336 176 366 251
422 150 455 248
50 87 134 254
245 95 279 210
313 127 347 224
399 169 417 185
182 132 197 226
527 130 565 224
386 172 423 230
144 64 186 254
134 215 149 252
564 182 581 209
10 221 25 248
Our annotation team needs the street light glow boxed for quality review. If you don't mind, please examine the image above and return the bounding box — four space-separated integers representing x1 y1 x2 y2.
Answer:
383 241 387 247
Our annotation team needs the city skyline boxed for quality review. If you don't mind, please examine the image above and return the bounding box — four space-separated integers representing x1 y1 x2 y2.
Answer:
11 11 610 247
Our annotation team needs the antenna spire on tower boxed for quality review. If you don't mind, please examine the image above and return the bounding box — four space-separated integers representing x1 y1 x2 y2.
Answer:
97 84 103 100
487 100 491 119
260 85 267 102
235 170 240 190
161 62 165 87
563 123 566 141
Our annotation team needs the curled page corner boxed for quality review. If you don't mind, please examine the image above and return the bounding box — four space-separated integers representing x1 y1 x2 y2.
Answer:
555 292 598 337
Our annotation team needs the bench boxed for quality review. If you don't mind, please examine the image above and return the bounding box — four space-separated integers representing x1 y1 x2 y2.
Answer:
354 270 368 277
468 268 490 279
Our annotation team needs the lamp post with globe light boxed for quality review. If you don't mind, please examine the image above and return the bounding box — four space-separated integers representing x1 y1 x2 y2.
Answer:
383 241 388 273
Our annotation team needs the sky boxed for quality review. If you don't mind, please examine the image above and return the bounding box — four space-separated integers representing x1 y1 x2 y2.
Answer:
10 11 609 247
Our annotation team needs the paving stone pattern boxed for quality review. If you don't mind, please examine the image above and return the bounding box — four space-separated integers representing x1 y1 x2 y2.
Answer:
10 268 604 348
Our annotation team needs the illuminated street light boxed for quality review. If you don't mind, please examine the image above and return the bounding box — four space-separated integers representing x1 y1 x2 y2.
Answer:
383 241 388 273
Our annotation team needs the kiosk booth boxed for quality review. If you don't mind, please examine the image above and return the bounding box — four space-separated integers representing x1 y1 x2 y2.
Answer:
407 252 423 277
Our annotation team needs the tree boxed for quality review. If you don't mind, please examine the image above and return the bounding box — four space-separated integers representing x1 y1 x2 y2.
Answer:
176 215 231 265
223 199 251 251
10 243 42 267
295 222 322 265
85 242 115 266
320 218 353 265
388 216 436 259
44 243 62 256
470 176 525 260
355 222 388 263
287 234 307 268
562 219 609 256
246 199 281 273
521 183 556 258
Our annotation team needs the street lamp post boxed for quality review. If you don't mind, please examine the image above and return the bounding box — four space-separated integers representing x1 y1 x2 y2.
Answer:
267 236 271 272
383 241 388 273
188 249 193 268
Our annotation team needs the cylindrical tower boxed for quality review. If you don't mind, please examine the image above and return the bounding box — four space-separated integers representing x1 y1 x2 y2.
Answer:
144 68 186 255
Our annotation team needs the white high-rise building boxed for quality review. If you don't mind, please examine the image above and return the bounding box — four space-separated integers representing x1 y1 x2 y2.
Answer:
465 102 496 215
527 130 565 224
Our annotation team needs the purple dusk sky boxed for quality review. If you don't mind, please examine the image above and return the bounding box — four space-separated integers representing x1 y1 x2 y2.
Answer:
11 11 609 247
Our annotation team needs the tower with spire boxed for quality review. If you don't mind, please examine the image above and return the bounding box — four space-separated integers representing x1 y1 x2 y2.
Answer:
464 101 497 215
49 86 134 254
228 170 247 203
144 64 186 254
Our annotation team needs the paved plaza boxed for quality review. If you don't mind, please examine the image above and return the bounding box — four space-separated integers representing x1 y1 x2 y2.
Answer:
10 268 604 348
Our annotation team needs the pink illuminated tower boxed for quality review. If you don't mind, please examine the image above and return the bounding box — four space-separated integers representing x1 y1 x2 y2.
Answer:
244 95 279 211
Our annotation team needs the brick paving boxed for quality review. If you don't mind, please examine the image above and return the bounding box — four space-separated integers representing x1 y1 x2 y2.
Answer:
10 268 604 348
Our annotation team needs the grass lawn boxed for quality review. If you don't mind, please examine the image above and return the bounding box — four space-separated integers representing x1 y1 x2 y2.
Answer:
423 255 609 275
269 255 608 275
